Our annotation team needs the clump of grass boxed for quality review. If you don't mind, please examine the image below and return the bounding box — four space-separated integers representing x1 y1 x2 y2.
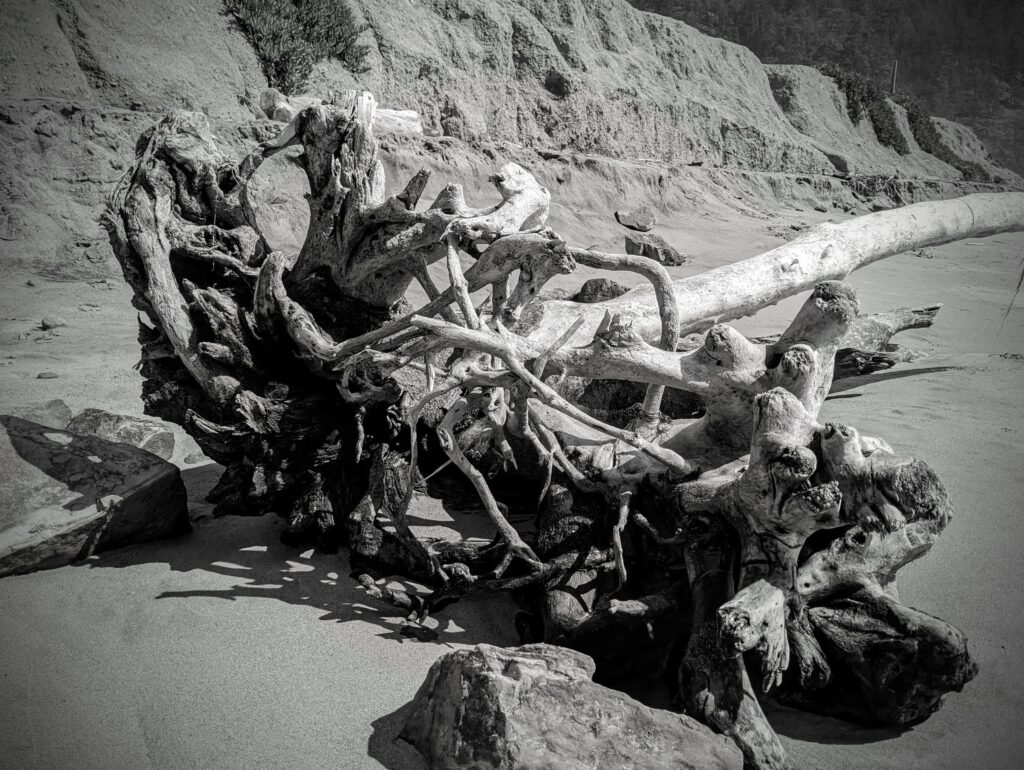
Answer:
224 0 370 94
818 63 910 155
849 173 906 204
894 94 991 183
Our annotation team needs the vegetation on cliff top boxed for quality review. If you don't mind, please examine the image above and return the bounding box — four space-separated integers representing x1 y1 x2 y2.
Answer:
896 95 991 182
818 63 909 156
224 0 369 94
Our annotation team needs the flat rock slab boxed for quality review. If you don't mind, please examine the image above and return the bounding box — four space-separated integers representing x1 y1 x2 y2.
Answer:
67 408 175 460
400 643 742 770
0 415 189 578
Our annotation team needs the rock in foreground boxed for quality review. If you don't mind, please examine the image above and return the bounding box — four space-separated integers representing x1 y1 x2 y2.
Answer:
400 643 742 770
0 416 189 578
67 408 176 460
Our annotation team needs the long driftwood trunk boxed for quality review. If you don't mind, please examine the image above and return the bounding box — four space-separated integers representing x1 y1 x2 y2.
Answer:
104 91 1023 769
530 192 1024 346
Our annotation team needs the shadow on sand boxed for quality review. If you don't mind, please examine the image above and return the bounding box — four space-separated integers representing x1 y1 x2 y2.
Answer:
763 701 906 745
70 462 518 648
52 459 528 768
367 703 427 770
829 364 961 395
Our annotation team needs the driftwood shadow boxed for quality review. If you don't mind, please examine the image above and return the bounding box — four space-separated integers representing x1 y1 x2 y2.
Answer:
764 701 906 745
829 365 960 394
69 462 517 648
1 414 136 513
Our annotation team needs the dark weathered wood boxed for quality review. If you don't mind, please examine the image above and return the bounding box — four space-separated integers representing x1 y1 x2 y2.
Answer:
679 523 791 770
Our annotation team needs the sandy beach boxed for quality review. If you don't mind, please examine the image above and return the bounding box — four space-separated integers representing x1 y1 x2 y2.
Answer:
1 209 1022 769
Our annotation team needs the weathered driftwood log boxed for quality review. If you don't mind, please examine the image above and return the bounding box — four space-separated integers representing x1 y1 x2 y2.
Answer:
528 192 1024 346
260 87 424 135
570 301 943 428
104 91 1023 769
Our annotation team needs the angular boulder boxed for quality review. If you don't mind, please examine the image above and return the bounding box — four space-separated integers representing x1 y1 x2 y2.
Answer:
400 643 742 770
8 399 72 430
624 232 688 266
0 416 190 578
572 277 630 304
614 205 657 232
66 408 175 460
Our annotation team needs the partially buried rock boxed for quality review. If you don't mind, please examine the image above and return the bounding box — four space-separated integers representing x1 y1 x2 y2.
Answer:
614 205 657 232
67 408 175 460
400 643 742 770
572 277 630 304
0 416 190 578
625 232 687 266
36 372 58 379
40 316 67 330
183 450 208 465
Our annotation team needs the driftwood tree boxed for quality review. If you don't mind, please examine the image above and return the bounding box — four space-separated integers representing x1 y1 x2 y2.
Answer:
104 91 1024 769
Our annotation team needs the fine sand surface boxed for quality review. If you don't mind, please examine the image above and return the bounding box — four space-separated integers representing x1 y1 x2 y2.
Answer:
1 209 1022 769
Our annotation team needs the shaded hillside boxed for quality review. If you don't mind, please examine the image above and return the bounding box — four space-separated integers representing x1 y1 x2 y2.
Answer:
764 65 1018 185
631 0 1024 174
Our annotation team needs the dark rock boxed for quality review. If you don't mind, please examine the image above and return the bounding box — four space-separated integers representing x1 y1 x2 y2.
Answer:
40 316 67 330
400 643 742 770
0 416 190 578
572 277 630 304
36 372 58 379
624 232 687 266
614 205 657 231
67 408 175 460
544 68 573 98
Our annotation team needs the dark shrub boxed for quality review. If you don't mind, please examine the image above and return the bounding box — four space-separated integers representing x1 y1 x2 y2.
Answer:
895 94 991 182
225 0 370 94
819 63 910 156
